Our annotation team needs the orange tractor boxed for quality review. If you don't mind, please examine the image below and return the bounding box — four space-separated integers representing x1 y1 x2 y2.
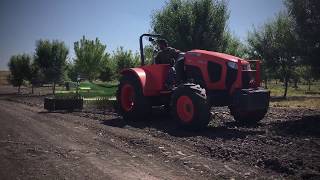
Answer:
116 34 270 129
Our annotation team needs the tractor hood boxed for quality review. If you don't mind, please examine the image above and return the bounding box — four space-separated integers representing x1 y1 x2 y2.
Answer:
186 49 248 65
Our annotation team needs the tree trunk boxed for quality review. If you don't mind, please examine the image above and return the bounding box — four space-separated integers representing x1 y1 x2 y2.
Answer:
53 82 56 95
31 84 34 94
283 75 289 98
308 79 311 91
18 85 21 94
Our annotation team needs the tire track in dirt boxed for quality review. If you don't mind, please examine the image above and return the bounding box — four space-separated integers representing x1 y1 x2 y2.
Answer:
0 100 195 179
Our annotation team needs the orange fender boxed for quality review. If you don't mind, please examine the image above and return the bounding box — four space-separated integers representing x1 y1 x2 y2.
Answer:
120 65 170 96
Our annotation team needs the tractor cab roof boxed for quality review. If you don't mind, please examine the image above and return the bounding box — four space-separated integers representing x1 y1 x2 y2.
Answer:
186 49 248 64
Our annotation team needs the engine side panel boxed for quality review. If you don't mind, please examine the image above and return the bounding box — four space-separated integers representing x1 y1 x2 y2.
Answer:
184 52 227 90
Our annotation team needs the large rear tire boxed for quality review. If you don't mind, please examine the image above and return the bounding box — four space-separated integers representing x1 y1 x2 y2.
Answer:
116 75 151 120
170 84 210 130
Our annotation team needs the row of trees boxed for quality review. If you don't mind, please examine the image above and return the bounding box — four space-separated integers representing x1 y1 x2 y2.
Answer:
8 37 140 94
246 0 319 97
9 0 319 98
152 0 319 98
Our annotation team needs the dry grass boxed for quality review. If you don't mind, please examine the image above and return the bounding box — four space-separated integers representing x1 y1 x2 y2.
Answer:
271 97 320 109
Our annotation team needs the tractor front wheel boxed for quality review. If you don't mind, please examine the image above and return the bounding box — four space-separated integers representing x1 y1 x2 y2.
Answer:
116 75 151 120
229 107 267 124
170 84 210 130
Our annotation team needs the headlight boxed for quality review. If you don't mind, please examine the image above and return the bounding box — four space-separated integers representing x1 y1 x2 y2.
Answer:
227 62 238 70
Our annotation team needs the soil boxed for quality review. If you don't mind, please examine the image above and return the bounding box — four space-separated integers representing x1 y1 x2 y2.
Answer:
0 86 319 179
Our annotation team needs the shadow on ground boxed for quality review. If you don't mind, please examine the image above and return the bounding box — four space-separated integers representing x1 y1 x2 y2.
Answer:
101 108 264 140
271 115 320 138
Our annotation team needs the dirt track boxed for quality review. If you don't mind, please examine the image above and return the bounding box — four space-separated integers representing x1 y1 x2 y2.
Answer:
0 87 319 179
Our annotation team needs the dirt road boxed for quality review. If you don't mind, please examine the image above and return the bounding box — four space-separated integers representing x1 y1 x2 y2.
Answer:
0 91 319 179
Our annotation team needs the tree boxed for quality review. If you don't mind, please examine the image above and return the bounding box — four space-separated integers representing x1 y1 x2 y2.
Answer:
65 61 77 82
27 61 43 94
151 0 229 52
34 40 69 94
223 31 247 58
7 54 32 93
144 45 155 65
285 0 320 77
112 47 139 79
247 12 299 98
99 54 114 82
74 36 108 81
247 21 276 89
296 65 314 91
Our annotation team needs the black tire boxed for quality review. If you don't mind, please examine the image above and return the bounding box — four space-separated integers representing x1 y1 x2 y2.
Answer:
116 75 151 120
170 83 210 130
229 107 267 124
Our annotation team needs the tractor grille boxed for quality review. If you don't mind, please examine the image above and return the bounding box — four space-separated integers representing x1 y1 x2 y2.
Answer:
225 66 237 89
242 71 251 89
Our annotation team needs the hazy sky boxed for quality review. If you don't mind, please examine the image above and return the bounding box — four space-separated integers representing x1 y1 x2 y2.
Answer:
0 0 285 70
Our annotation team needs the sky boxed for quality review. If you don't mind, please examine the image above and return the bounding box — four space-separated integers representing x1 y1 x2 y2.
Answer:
0 0 285 70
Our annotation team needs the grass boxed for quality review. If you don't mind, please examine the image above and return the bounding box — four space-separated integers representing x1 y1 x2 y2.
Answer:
266 82 320 97
267 81 320 109
56 81 117 99
270 97 320 109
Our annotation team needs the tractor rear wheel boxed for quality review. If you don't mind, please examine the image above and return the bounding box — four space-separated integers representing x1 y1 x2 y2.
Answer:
170 84 210 130
229 107 267 124
116 75 151 120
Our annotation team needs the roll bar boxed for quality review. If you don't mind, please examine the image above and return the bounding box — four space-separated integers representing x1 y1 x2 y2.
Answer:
139 34 167 66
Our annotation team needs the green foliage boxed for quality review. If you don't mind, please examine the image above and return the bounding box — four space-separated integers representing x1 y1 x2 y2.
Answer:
66 61 77 82
285 0 320 76
8 54 32 92
34 40 69 84
74 36 108 81
112 47 139 78
223 31 247 58
99 55 114 82
247 12 299 97
143 45 155 65
29 61 43 87
151 0 229 52
297 65 313 83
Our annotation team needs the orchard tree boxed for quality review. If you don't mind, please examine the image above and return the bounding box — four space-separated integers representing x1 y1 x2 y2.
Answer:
65 61 77 82
247 12 299 98
99 54 114 82
144 45 155 65
7 54 32 93
74 36 108 81
112 47 139 78
285 0 320 77
27 61 43 94
34 40 69 94
223 31 247 58
151 0 229 52
296 65 314 91
247 22 275 88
